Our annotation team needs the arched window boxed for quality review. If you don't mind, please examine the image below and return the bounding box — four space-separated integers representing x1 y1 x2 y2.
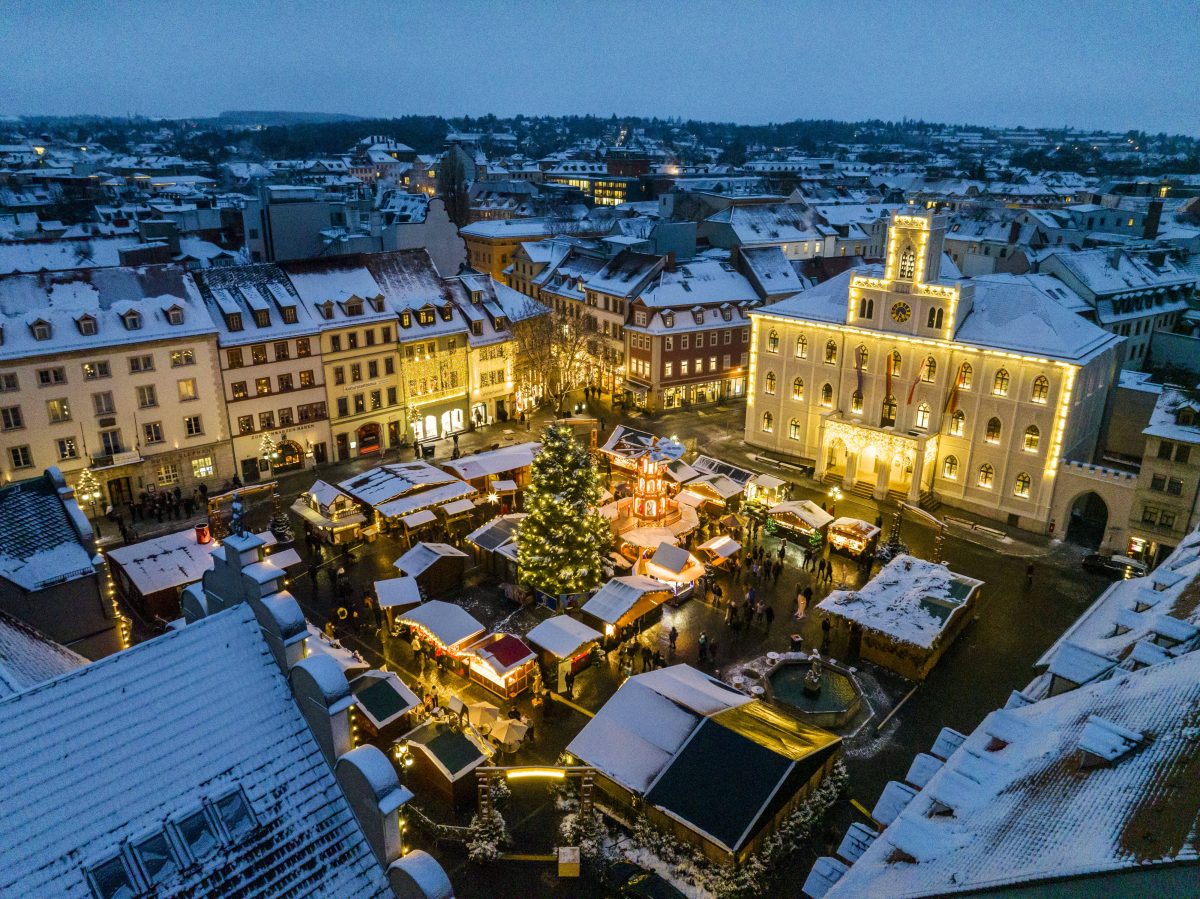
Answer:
792 377 804 400
993 368 1010 397
986 417 1002 443
1031 375 1049 404
881 394 897 426
977 463 995 488
958 362 973 389
899 245 916 279
820 383 833 407
795 335 808 358
1023 425 1040 452
927 307 944 329
922 356 937 382
851 390 864 414
1013 472 1032 498
789 418 801 440
764 372 776 395
890 350 901 376
858 297 875 319
916 402 931 429
856 345 869 371
762 411 774 432
767 329 779 353
824 340 838 364
942 455 959 479
950 409 965 436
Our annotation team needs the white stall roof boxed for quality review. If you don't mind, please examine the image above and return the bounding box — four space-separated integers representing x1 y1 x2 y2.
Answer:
525 615 602 659
374 577 421 610
399 600 484 649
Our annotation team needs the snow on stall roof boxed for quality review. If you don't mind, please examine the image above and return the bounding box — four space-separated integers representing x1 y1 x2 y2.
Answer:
374 576 421 609
817 555 982 649
525 615 601 659
393 541 469 577
566 678 700 793
0 610 87 699
582 575 669 624
827 651 1200 898
399 600 484 649
634 664 751 717
0 605 392 898
377 481 476 520
440 442 540 481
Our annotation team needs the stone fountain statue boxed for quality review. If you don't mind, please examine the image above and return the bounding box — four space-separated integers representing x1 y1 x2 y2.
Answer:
804 648 824 697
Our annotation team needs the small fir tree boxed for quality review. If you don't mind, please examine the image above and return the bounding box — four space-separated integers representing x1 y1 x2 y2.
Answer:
517 424 610 596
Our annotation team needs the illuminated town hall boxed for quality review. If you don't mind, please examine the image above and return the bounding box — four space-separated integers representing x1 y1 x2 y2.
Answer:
746 212 1123 530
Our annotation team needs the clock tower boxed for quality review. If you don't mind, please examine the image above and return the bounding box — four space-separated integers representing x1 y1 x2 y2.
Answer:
847 210 973 339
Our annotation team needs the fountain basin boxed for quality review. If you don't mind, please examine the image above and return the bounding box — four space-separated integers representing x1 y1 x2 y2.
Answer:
765 657 862 730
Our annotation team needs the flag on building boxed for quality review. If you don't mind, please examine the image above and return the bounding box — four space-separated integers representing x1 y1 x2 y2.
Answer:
907 357 926 405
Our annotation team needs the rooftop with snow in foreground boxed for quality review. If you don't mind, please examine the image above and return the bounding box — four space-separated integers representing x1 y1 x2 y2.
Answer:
0 604 392 899
820 649 1200 898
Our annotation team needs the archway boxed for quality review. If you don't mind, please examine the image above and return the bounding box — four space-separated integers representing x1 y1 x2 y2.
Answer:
273 440 305 473
1065 492 1108 549
356 423 382 456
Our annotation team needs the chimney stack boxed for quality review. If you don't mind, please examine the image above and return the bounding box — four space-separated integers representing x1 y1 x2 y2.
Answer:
1143 199 1163 240
1008 221 1021 244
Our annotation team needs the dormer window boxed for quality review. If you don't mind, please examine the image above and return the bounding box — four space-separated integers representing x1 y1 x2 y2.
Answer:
77 315 97 336
471 320 482 336
692 310 704 325
281 306 298 324
225 312 243 332
663 312 674 328
417 308 435 326
320 301 334 321
438 305 453 322
721 307 732 322
166 306 184 325
495 316 506 330
31 319 52 341
401 312 412 328
471 290 483 304
122 311 142 331
346 300 363 317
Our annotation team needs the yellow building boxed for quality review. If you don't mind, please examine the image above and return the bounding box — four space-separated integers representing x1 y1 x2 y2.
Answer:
746 212 1122 530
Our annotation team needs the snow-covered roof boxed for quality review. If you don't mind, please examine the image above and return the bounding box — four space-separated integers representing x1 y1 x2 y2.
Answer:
818 555 982 649
399 601 484 650
740 245 804 296
339 461 462 507
374 576 421 610
826 650 1200 897
581 575 671 626
0 605 392 898
0 471 95 591
769 499 834 532
704 203 833 246
637 258 757 308
1143 386 1200 444
440 442 540 481
525 615 602 659
0 610 87 699
393 542 469 577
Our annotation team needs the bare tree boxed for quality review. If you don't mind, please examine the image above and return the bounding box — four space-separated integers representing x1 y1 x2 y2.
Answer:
510 297 595 413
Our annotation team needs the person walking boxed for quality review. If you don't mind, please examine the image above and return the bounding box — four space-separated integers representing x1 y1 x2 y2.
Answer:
1025 562 1035 591
697 631 709 663
565 669 575 699
668 626 678 654
641 643 653 672
778 539 787 562
821 616 832 650
765 605 776 632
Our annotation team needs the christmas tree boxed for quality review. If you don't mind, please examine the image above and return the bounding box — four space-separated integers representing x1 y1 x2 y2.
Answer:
517 423 610 596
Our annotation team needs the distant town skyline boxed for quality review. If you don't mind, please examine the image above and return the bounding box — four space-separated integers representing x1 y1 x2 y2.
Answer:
2 0 1199 137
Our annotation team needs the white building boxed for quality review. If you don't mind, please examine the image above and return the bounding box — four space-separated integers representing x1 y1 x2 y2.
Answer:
746 212 1123 530
0 265 233 504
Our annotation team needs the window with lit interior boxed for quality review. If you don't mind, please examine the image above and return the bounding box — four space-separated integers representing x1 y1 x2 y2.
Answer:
767 329 779 353
820 383 833 407
792 377 804 400
1031 375 1049 404
1023 425 1040 452
761 411 773 432
986 417 1002 443
942 455 959 479
1014 472 1032 498
993 368 1010 396
977 463 994 488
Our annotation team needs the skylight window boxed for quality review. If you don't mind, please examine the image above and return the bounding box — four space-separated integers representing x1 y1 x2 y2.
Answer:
134 832 180 885
178 808 219 860
215 789 257 840
87 856 137 899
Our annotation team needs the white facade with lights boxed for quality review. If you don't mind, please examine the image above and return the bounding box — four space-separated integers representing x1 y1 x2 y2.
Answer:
746 212 1123 531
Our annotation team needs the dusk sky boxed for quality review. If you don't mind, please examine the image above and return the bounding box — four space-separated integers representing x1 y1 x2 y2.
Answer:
3 0 1198 134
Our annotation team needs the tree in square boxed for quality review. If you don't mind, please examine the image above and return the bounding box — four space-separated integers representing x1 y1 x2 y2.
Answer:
517 423 610 596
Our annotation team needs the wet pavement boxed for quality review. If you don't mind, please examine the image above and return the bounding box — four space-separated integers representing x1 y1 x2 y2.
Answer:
110 392 1117 897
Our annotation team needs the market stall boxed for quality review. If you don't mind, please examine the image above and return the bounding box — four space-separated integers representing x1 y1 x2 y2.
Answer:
745 472 788 507
398 720 490 809
374 577 422 630
463 633 538 698
393 542 470 594
397 600 486 674
525 615 602 689
290 480 366 545
828 517 882 559
696 534 741 568
581 574 674 642
349 670 421 741
768 500 834 539
465 513 525 580
641 541 705 601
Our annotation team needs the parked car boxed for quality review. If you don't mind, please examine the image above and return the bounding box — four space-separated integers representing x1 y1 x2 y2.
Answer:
604 861 688 899
1082 553 1148 579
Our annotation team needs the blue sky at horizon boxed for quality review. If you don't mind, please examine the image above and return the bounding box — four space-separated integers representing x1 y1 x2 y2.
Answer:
2 0 1198 135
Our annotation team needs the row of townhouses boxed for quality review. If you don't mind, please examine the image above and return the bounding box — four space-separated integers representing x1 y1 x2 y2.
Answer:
0 250 536 508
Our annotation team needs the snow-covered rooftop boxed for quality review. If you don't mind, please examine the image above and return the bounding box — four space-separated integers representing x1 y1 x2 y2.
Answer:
0 610 87 699
818 555 982 649
0 605 392 898
0 471 95 591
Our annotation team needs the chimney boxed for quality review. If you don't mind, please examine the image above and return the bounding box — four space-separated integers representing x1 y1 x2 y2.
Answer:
1008 221 1021 244
729 244 741 270
1108 247 1123 269
663 250 676 272
1143 199 1163 240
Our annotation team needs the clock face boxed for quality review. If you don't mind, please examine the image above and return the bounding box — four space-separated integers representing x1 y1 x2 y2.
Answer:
891 302 912 323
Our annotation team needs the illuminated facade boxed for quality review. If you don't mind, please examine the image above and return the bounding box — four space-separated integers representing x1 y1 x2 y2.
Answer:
634 449 673 524
746 212 1122 531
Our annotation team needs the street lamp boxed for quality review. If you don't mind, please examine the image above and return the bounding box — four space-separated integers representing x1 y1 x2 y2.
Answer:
76 467 103 537
827 486 843 516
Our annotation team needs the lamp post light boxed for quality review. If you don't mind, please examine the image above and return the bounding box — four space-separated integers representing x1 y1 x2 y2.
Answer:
76 467 103 537
827 486 843 517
